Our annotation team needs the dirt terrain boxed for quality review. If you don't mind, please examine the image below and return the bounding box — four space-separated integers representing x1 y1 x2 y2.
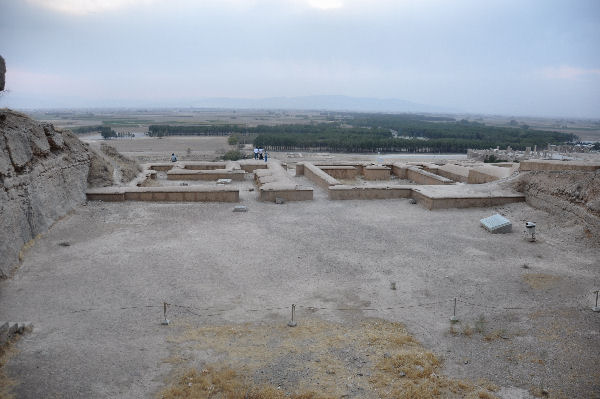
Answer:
1 125 599 398
1 173 599 398
85 136 235 162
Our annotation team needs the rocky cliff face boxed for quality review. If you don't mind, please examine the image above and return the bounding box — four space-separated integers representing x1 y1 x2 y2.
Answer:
513 170 600 242
0 109 91 277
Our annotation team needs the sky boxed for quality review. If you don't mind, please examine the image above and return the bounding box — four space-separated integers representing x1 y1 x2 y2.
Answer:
0 0 599 118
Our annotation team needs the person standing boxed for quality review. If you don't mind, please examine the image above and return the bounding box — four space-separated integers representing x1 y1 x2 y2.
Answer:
253 147 259 160
264 151 268 162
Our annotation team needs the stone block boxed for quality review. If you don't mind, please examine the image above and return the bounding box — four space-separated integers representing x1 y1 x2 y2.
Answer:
43 124 65 149
480 214 512 233
4 124 34 170
29 124 51 156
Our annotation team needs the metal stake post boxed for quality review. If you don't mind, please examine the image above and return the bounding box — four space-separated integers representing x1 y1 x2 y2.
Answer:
161 302 170 325
287 304 297 327
450 298 458 322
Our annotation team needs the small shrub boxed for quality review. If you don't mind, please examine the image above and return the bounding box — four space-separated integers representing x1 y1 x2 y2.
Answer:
474 315 486 334
462 324 473 337
222 150 245 161
484 155 508 163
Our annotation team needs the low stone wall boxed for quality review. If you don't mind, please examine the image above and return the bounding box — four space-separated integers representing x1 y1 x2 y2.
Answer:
259 185 313 202
183 162 227 170
436 164 469 183
303 162 340 189
86 186 239 202
363 166 391 180
148 163 175 171
319 165 358 179
314 162 366 175
467 165 513 184
414 192 525 210
328 185 412 200
406 167 453 185
391 163 408 179
167 168 246 181
239 160 269 173
519 160 600 172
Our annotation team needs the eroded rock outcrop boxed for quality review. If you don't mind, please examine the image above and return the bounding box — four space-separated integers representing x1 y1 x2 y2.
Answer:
0 109 91 277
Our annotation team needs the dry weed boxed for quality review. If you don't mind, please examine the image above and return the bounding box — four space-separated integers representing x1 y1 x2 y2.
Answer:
163 318 498 399
483 330 508 342
462 324 473 337
159 367 331 399
0 335 24 399
522 273 560 290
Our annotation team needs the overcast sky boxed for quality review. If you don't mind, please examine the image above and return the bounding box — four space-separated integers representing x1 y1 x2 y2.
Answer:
1 0 599 117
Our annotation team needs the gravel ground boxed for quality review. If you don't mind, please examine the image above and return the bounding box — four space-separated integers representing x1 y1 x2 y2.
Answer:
1 178 599 398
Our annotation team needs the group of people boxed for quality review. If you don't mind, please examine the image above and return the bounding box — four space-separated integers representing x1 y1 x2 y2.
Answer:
253 147 268 162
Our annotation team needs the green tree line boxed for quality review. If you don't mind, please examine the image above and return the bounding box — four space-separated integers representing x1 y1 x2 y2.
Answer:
146 113 577 153
72 125 118 139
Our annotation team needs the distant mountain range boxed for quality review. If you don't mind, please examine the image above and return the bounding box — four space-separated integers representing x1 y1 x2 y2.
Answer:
190 95 458 114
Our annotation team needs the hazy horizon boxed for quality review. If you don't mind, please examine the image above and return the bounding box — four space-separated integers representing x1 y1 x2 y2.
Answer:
1 0 599 118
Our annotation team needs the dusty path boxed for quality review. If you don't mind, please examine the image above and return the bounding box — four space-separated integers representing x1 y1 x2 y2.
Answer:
0 197 598 398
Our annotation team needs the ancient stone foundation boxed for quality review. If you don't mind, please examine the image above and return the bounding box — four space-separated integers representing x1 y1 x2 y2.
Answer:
86 186 239 202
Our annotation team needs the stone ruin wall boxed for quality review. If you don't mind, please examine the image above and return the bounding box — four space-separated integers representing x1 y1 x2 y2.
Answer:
0 110 91 277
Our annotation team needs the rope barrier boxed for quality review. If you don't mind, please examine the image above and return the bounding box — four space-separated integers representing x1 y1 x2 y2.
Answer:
66 291 599 318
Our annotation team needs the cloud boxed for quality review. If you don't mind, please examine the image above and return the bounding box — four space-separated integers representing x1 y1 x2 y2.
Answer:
25 0 156 15
306 0 343 10
540 65 600 80
25 0 359 15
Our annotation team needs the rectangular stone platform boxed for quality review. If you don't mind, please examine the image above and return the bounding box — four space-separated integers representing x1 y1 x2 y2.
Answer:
411 185 525 210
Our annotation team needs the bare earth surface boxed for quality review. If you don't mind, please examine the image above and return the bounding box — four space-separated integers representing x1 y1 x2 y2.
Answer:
1 175 599 398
